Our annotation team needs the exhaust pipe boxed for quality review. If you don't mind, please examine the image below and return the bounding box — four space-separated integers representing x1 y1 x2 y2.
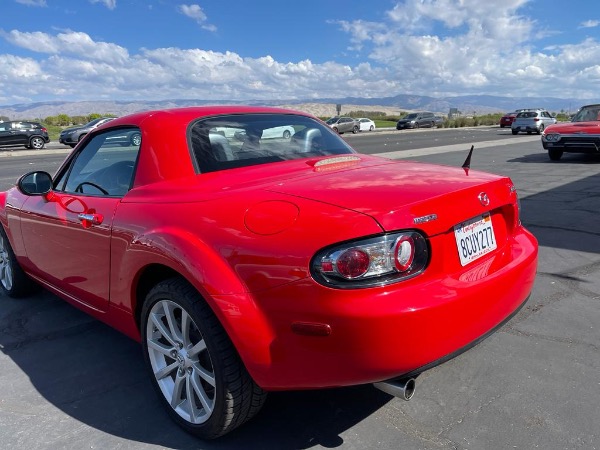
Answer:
373 377 416 401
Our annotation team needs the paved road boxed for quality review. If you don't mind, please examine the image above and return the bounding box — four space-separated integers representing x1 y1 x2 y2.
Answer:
1 130 599 449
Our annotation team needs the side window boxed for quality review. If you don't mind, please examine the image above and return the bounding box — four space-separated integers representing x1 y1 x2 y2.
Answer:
55 128 141 197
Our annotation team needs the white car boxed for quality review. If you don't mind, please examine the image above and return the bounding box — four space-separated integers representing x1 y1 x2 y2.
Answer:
358 118 376 132
213 125 294 140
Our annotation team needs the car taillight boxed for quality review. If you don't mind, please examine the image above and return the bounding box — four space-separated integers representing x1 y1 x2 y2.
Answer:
311 231 429 289
533 118 539 121
41 127 48 132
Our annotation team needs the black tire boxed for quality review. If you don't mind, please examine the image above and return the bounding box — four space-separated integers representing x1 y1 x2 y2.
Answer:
68 144 76 148
352 125 359 134
537 124 545 135
130 132 142 146
548 149 563 161
29 136 45 150
512 129 518 135
369 125 374 131
0 226 34 298
500 124 505 128
282 130 291 139
141 277 267 439
333 127 339 133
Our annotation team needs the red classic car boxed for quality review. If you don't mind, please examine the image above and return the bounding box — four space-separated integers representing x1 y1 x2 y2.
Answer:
542 104 600 160
0 106 538 439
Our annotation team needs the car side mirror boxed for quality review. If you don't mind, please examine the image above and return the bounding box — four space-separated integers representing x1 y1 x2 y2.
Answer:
17 171 53 196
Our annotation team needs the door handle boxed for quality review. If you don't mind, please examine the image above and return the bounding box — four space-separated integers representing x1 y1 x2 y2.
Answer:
78 212 104 227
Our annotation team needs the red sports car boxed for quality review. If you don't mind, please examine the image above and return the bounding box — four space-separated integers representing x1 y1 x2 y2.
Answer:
0 106 538 439
542 103 600 160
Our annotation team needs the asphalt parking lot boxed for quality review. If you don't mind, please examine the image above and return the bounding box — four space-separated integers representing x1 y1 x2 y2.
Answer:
1 129 599 449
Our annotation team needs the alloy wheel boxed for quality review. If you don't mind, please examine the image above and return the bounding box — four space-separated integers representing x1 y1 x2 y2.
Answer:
146 299 216 425
0 234 13 291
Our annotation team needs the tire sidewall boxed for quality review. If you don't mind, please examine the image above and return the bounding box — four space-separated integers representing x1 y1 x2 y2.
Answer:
140 279 230 438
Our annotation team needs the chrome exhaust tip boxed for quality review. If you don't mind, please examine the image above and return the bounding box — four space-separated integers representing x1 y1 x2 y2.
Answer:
373 377 416 401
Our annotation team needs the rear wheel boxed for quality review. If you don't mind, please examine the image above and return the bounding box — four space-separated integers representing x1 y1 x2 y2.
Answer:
369 125 374 131
512 129 518 135
141 278 267 439
29 136 45 149
352 125 359 134
282 130 291 139
537 124 545 135
0 226 33 297
548 149 563 161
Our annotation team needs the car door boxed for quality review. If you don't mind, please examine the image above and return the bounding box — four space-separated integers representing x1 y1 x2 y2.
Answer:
18 127 141 311
0 122 19 145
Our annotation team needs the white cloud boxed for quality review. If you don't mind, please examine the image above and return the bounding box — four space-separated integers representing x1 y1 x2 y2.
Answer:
580 20 600 29
2 1 600 104
89 0 116 10
178 4 217 32
1 30 129 64
15 0 47 6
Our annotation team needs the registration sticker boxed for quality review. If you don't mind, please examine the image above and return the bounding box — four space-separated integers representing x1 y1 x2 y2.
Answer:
454 213 497 266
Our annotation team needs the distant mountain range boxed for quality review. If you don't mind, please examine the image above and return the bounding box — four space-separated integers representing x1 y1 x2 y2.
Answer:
0 94 595 120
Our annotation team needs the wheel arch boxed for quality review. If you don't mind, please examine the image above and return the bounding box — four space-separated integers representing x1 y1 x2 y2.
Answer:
123 232 276 382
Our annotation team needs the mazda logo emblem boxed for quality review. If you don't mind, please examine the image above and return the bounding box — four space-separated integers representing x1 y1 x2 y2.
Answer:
478 192 490 206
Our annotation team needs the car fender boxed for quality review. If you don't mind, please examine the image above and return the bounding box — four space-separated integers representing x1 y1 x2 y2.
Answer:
110 224 276 372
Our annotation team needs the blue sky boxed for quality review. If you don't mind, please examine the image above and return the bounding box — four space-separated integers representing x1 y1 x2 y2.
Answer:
1 0 600 106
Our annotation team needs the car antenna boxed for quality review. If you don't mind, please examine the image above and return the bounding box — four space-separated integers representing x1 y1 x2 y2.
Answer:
462 145 474 175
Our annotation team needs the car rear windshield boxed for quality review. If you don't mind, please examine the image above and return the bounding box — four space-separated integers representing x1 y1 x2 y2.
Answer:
517 112 537 118
190 113 355 173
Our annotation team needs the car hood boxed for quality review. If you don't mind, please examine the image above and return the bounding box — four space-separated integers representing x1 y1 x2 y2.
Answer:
545 121 600 134
127 155 514 237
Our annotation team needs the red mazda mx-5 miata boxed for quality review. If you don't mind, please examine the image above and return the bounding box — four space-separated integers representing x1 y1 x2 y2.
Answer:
0 106 538 438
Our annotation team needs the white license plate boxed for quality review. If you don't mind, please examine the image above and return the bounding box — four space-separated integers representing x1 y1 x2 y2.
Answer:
454 213 497 266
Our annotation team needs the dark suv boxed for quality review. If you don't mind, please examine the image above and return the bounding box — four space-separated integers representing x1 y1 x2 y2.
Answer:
0 121 50 150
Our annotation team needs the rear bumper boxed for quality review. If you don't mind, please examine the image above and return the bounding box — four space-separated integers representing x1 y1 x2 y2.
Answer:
238 228 538 391
542 138 600 153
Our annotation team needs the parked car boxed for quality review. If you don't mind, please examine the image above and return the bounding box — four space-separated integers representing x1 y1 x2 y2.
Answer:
218 125 295 140
0 106 538 439
357 118 376 131
433 115 445 128
0 120 49 150
542 103 600 161
325 116 359 134
396 112 437 129
500 112 518 128
59 117 115 147
511 109 556 135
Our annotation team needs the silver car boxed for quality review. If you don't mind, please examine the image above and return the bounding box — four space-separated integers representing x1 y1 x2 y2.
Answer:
511 109 556 135
325 116 359 134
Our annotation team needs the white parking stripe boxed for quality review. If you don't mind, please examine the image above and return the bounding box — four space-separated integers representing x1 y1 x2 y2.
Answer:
377 135 541 159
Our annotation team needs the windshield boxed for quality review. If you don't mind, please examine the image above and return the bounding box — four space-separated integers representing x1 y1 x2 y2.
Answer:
404 114 418 120
572 106 600 122
190 113 355 173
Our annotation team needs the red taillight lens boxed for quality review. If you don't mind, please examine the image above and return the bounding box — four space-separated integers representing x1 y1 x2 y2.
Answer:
533 118 539 121
336 249 370 279
41 127 48 132
312 231 429 288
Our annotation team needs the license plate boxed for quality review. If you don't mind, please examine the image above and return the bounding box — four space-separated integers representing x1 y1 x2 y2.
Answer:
454 213 497 266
